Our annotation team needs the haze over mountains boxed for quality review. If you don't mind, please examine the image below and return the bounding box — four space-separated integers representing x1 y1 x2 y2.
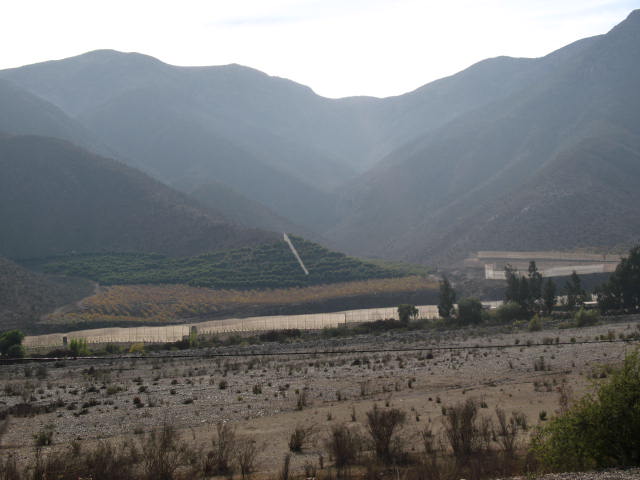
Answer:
0 135 276 259
1 9 639 265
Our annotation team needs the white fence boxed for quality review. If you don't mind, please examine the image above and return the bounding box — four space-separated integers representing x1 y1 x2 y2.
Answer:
485 263 617 280
24 305 442 349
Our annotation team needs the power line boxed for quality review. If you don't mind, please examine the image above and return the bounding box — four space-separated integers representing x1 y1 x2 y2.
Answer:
3 338 637 364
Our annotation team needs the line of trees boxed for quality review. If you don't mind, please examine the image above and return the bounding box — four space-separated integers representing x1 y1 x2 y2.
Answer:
435 261 600 325
39 239 401 290
596 246 640 313
432 246 639 327
437 276 483 325
504 261 559 316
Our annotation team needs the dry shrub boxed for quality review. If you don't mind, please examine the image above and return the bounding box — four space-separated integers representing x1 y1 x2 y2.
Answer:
29 439 139 480
418 425 447 480
443 398 492 466
0 454 20 480
280 454 291 480
140 422 190 480
289 424 316 452
83 440 139 480
236 437 259 479
203 422 237 476
557 381 573 413
296 389 308 410
0 418 9 444
366 405 407 464
495 408 524 460
325 423 363 472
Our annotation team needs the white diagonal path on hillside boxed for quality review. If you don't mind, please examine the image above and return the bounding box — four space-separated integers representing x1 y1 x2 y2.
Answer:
283 233 309 275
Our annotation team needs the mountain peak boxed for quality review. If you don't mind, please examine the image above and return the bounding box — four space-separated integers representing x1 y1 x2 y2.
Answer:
627 8 640 19
75 49 167 66
608 9 640 35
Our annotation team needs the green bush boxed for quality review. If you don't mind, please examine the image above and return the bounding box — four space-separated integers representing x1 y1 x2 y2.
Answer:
495 302 526 324
69 338 89 356
33 424 55 446
531 349 640 471
528 315 543 332
457 298 483 325
129 343 145 354
397 304 418 324
573 308 599 327
6 344 25 358
0 330 25 357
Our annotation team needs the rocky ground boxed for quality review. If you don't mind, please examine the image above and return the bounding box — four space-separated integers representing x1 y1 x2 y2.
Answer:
509 470 640 479
1 316 638 476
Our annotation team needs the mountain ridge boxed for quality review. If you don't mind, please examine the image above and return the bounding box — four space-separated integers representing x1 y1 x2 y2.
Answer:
1 9 638 265
328 9 640 263
0 134 277 259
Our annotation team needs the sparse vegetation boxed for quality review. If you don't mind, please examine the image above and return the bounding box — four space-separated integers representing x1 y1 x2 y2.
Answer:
0 309 636 479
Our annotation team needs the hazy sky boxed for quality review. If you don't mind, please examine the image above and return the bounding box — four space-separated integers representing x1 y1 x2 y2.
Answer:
1 0 637 98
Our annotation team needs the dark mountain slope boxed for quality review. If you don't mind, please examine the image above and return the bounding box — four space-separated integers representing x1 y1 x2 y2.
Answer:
0 51 351 229
0 256 93 332
188 182 319 240
0 135 277 259
0 78 110 155
76 85 339 229
360 55 537 165
330 10 640 263
402 128 640 264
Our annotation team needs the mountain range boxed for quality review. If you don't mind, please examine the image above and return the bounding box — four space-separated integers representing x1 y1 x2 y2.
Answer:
1 9 638 266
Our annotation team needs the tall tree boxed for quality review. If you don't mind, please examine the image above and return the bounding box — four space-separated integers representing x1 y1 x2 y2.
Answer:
564 271 587 309
438 276 456 319
597 246 640 313
0 330 25 358
397 304 418 324
504 262 545 316
542 278 557 315
504 265 520 304
457 298 483 325
528 261 543 305
518 276 530 312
